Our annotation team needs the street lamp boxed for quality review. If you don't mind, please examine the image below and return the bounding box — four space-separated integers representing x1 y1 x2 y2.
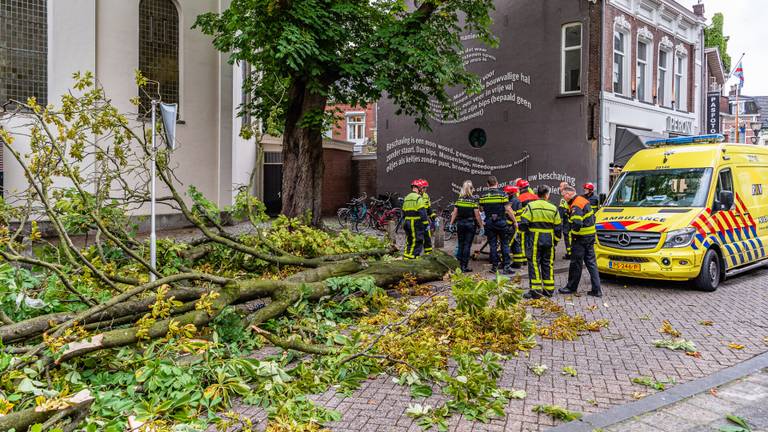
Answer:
750 121 762 145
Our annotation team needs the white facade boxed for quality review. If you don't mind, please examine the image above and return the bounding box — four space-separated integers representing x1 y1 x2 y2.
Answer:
599 0 706 193
1 0 257 215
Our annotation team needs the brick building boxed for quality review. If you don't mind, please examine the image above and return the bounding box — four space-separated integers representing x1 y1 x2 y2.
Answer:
600 0 706 191
326 103 377 154
378 0 708 201
719 86 763 145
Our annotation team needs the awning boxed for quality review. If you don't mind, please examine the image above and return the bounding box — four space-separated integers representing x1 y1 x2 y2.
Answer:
613 127 668 166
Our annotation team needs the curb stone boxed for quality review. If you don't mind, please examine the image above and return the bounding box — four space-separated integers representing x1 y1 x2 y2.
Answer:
546 351 768 432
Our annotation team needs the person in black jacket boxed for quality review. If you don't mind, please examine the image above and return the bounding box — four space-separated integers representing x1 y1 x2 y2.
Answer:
449 180 484 272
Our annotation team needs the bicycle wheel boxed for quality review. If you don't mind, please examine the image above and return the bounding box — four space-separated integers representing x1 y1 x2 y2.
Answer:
337 208 350 229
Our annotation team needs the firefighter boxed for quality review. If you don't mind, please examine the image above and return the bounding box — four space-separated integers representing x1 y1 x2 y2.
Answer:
450 180 484 272
559 185 602 297
402 180 429 260
419 179 437 255
516 179 539 264
519 185 562 299
504 185 525 268
583 182 600 209
559 181 572 260
480 176 517 274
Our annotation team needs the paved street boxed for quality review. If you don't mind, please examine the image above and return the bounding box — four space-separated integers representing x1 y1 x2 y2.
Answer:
221 243 768 432
312 265 768 431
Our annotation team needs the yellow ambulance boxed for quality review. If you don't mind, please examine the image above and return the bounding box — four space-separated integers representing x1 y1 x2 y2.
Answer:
594 134 768 291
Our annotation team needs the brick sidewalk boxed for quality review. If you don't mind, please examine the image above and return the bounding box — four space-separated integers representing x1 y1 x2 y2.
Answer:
212 229 768 431
306 265 768 432
604 368 768 432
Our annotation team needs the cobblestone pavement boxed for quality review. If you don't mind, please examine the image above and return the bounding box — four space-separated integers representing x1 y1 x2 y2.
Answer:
605 368 768 432
194 221 768 431
312 261 768 432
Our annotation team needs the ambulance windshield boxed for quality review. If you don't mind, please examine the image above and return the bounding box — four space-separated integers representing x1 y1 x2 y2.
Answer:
605 168 713 208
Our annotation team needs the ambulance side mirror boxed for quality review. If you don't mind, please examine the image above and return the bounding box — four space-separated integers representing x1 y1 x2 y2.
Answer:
717 190 734 212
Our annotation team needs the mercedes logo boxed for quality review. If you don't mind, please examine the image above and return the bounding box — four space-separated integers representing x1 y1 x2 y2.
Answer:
617 233 632 247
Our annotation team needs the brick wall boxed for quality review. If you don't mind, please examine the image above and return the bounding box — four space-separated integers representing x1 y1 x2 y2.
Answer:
321 148 353 216
352 156 377 199
603 5 696 113
327 103 376 143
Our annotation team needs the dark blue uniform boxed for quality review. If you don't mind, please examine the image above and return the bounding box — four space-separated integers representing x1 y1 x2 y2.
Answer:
480 188 512 271
454 195 479 271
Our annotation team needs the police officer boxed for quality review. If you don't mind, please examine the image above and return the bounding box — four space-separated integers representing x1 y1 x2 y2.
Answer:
559 181 572 260
583 183 600 209
519 185 562 299
559 185 602 297
419 179 437 255
402 180 429 260
450 180 484 272
480 176 517 274
504 185 526 268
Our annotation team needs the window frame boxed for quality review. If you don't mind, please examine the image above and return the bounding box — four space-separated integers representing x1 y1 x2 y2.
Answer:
0 0 48 107
674 54 688 112
657 48 672 107
613 30 629 96
346 113 366 142
713 168 734 212
635 37 654 103
560 22 583 95
138 0 181 118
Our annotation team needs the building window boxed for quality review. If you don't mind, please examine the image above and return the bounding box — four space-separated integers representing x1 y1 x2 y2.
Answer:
0 0 47 106
674 55 687 111
138 0 180 116
561 23 582 94
346 114 365 141
613 31 628 95
658 49 672 107
636 41 650 102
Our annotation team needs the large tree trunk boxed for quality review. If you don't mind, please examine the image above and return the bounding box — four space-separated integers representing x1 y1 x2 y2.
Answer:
281 79 327 226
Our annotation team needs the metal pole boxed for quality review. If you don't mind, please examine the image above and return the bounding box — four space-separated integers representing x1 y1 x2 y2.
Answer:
150 100 157 282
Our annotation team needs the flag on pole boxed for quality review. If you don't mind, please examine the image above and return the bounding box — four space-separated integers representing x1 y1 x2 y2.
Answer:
734 61 745 89
159 103 178 150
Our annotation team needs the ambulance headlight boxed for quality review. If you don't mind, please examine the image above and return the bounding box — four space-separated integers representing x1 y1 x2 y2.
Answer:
663 228 697 248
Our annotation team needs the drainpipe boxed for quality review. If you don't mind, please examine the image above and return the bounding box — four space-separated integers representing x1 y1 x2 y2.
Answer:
597 0 608 194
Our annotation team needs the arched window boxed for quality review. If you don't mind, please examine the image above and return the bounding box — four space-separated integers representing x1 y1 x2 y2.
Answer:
0 0 48 106
138 0 179 115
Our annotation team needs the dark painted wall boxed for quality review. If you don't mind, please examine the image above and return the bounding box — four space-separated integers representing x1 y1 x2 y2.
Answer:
377 0 599 202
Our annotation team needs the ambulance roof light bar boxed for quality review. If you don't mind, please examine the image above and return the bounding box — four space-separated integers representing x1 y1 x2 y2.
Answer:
646 134 725 147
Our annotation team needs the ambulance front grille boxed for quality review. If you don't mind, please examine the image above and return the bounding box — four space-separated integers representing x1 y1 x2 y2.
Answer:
597 230 661 250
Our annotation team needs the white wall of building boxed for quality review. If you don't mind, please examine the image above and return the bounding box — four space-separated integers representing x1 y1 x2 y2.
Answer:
3 0 251 217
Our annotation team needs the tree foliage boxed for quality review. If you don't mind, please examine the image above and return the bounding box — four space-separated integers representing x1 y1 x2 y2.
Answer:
194 0 496 225
194 0 496 130
704 12 731 73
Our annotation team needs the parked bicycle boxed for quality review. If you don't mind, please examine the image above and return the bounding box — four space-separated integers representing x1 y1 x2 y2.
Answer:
337 193 368 232
367 193 404 232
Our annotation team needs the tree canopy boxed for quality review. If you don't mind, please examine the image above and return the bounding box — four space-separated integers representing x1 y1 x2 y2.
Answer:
194 0 497 131
704 12 731 73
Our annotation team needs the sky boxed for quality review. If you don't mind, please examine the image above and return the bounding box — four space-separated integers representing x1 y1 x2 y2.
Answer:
678 0 768 96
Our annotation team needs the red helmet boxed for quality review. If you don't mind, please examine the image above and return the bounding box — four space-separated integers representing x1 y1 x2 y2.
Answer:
419 179 430 188
503 185 518 195
516 179 530 189
583 182 595 191
411 179 422 188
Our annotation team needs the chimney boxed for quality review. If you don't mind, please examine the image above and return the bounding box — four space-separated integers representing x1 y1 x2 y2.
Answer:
729 84 738 97
693 3 705 18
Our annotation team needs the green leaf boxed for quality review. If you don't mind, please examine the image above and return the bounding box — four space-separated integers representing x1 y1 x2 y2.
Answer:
724 414 752 431
410 384 433 398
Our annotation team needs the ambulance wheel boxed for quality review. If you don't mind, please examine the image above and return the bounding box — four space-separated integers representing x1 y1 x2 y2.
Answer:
691 249 720 292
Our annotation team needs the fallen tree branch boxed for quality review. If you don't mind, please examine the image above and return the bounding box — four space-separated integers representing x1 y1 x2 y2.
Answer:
0 389 94 432
251 326 336 355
